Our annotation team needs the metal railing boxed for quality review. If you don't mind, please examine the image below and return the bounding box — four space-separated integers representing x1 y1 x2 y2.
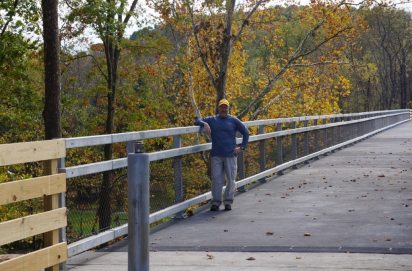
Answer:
60 109 410 257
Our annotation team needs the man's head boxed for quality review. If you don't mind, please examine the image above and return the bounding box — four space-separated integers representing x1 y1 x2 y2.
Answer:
218 99 230 117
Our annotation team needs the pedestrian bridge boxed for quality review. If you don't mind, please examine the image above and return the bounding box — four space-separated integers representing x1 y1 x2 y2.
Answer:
0 110 411 271
67 116 412 271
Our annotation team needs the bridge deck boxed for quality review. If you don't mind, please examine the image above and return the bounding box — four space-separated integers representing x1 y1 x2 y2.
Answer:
67 121 412 270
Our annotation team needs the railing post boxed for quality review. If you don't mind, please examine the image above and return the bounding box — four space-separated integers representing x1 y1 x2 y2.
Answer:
314 119 319 160
330 118 336 153
323 118 328 156
58 156 67 271
277 123 284 175
292 122 298 169
336 117 341 149
173 135 184 219
350 115 354 140
44 157 60 271
361 115 365 137
304 120 309 164
259 125 267 183
237 131 247 192
128 146 150 271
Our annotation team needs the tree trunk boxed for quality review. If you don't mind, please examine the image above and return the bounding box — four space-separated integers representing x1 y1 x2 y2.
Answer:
97 37 121 233
42 0 61 140
215 0 236 114
399 52 407 109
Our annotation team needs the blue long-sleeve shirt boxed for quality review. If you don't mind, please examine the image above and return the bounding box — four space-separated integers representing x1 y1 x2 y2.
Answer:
194 115 249 157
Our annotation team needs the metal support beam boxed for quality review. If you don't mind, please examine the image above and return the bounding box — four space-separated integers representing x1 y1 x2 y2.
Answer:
173 135 184 219
128 152 150 271
259 125 267 182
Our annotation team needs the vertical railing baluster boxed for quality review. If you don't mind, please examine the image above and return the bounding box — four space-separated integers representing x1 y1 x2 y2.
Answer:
330 117 336 153
292 121 298 169
304 120 309 164
259 125 267 183
323 118 328 156
237 132 247 192
337 117 342 150
314 119 319 160
277 123 283 175
173 135 184 219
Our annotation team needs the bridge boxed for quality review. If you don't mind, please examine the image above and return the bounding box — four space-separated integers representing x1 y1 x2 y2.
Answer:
0 110 411 271
65 119 412 270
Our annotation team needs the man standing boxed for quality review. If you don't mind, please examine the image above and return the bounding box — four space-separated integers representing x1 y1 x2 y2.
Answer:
194 99 249 211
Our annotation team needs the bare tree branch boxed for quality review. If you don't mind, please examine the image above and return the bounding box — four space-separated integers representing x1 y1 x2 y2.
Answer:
249 83 307 120
232 0 269 44
69 53 109 82
290 61 350 67
1 0 20 36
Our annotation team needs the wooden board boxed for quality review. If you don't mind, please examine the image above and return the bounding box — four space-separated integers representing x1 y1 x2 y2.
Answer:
0 208 67 246
0 242 67 271
43 159 60 271
0 139 65 166
0 174 66 205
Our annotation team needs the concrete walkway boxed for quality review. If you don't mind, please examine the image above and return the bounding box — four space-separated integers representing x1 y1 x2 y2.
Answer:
67 121 412 270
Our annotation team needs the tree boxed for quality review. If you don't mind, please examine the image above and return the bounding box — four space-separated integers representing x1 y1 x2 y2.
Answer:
0 0 44 143
64 0 172 232
362 7 412 109
42 0 62 140
340 7 412 112
151 0 368 120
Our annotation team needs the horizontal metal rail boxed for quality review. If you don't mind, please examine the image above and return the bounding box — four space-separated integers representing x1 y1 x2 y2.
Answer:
64 110 406 149
61 111 407 178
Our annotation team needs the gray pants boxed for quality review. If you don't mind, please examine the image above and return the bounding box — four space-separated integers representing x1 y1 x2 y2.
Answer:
210 156 237 206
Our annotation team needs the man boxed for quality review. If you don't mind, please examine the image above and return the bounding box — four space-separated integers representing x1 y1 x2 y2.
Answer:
194 99 249 211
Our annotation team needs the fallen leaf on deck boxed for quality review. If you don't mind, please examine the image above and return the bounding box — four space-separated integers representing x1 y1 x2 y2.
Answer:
207 254 214 259
247 257 255 260
266 232 274 235
303 233 311 236
296 257 301 259
186 210 194 217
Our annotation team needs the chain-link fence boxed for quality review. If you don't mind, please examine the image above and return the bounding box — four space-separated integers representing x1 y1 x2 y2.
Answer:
66 168 128 243
65 152 213 243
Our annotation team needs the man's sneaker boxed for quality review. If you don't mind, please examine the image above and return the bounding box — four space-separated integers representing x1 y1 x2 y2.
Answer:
224 204 232 211
210 205 219 211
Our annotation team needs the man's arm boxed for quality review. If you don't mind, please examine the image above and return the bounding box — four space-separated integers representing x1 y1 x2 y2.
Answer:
194 118 211 135
233 118 249 155
236 120 249 150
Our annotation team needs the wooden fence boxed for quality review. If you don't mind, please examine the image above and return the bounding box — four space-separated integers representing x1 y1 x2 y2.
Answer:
0 140 67 271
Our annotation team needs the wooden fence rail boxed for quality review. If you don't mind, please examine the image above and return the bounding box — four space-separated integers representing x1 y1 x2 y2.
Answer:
0 139 67 271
